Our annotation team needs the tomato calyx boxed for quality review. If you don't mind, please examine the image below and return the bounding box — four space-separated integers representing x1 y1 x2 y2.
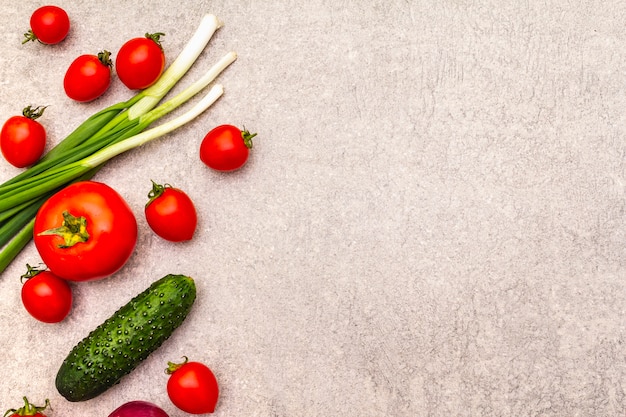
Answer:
165 356 189 374
3 397 51 417
97 50 113 68
19 263 44 283
146 32 165 51
22 30 39 45
241 128 257 149
146 180 170 207
21 105 47 121
37 210 90 248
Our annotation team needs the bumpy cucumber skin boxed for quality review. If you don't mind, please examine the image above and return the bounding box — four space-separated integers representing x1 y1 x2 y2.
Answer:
55 274 196 402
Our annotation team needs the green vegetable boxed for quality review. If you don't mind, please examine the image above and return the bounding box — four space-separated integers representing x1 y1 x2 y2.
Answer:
0 14 237 272
55 274 196 402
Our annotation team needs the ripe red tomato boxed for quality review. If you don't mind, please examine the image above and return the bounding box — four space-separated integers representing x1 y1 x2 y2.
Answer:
116 33 166 90
23 5 70 45
166 358 219 414
20 264 72 323
4 397 51 417
0 106 47 168
199 125 256 172
64 51 112 102
145 181 197 242
33 181 137 281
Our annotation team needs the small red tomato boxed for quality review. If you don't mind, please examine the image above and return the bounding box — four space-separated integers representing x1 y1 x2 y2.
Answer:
145 181 197 242
23 5 70 45
116 33 166 90
64 51 113 102
20 264 72 323
199 125 256 172
166 357 219 414
4 397 51 417
1 105 47 168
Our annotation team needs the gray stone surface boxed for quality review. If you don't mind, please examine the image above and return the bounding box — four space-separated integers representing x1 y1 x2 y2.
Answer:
0 1 625 416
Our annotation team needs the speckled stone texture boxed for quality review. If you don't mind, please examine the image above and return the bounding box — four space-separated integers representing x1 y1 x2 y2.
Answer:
0 1 625 416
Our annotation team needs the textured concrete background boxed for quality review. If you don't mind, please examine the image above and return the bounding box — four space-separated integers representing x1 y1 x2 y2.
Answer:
0 0 625 416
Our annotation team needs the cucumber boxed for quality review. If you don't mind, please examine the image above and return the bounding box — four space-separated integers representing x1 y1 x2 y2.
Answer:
55 274 196 402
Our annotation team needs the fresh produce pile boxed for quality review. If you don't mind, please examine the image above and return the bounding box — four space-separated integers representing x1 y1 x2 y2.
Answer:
2 5 257 415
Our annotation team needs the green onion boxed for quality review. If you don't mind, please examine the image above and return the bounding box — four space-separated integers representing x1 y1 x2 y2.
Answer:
0 14 236 273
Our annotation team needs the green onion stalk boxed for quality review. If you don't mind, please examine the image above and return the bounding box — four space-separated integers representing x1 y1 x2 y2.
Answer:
0 14 237 273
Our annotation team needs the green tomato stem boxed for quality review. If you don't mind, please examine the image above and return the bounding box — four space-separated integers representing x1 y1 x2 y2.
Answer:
3 397 51 417
20 263 44 282
22 105 47 120
98 50 113 67
242 129 257 149
166 356 189 374
37 211 91 248
146 32 165 50
146 180 166 207
22 30 36 44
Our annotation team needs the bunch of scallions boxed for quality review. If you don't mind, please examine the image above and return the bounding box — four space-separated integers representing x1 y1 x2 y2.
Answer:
0 14 237 273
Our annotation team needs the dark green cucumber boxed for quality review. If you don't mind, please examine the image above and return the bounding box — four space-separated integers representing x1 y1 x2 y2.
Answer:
55 274 196 402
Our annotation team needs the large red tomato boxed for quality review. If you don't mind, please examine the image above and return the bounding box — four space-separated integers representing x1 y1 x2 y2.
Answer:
33 181 137 281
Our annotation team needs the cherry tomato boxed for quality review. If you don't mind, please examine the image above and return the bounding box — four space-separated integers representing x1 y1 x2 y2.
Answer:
145 181 197 242
0 106 47 168
33 181 137 282
199 125 256 172
4 397 51 417
23 5 70 45
64 51 112 102
20 264 72 323
116 33 166 90
166 357 219 414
